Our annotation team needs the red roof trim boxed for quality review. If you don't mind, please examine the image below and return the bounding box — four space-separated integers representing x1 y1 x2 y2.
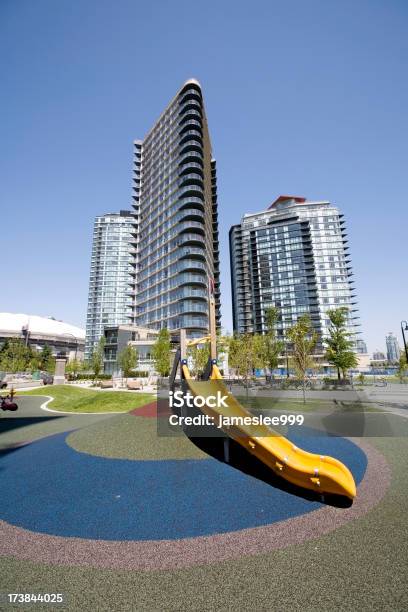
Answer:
268 195 306 210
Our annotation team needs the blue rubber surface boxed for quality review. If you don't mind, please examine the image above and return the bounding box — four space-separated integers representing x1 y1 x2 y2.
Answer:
0 432 367 540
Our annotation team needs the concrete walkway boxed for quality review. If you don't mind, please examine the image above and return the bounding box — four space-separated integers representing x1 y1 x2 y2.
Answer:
0 396 112 450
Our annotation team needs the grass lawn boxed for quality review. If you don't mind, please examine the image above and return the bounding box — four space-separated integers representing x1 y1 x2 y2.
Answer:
17 385 154 413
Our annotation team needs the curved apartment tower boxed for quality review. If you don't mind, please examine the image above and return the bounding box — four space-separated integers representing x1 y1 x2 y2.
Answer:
129 80 220 336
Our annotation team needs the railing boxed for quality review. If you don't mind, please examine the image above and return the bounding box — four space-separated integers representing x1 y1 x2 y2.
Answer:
175 233 205 245
178 173 203 185
177 221 205 234
178 259 206 272
179 109 202 121
179 161 203 173
178 208 205 222
178 287 208 299
179 98 201 112
178 195 204 207
179 119 202 132
179 247 206 259
180 315 208 328
178 273 207 286
178 185 204 199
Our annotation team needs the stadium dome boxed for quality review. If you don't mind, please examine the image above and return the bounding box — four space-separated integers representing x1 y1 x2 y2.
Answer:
0 313 85 358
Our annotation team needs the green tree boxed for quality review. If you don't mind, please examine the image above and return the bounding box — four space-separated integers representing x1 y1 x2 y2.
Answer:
228 333 262 395
152 328 171 377
118 344 138 383
286 314 317 403
66 358 82 380
91 337 106 381
396 352 407 383
27 347 42 372
39 345 55 373
252 333 268 374
357 372 365 386
324 307 358 379
187 342 210 377
0 339 29 373
263 306 284 378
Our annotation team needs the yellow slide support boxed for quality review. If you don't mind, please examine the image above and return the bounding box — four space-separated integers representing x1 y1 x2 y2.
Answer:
181 364 356 499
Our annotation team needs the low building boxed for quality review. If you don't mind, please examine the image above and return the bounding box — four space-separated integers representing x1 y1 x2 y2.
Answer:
356 353 371 371
0 313 85 360
103 325 159 376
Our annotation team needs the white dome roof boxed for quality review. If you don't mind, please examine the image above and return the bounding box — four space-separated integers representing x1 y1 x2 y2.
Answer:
0 313 85 340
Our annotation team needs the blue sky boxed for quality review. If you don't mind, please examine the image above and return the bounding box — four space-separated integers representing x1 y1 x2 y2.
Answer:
1 0 407 354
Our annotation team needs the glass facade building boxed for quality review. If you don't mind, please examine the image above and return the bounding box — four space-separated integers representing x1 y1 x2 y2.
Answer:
385 333 400 363
230 196 359 349
356 339 368 354
85 211 134 359
129 79 220 337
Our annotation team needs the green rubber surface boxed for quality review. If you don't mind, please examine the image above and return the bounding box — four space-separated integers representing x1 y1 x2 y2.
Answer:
67 413 207 460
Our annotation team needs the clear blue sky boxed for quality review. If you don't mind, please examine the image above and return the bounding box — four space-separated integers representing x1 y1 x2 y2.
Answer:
1 0 407 354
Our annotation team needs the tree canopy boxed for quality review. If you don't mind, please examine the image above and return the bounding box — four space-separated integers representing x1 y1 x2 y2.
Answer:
118 344 138 380
152 328 171 377
286 314 317 403
324 307 357 379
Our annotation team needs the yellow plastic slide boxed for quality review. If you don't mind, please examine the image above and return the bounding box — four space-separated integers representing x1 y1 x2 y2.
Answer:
181 364 356 499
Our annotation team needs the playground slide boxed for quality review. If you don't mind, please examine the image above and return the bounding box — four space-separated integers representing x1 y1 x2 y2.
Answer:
181 364 356 499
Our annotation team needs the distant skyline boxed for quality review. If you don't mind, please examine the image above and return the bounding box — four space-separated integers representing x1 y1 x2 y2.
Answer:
1 0 407 354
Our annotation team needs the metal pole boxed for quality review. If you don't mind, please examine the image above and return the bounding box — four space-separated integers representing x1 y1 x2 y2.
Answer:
285 341 290 378
401 321 408 363
208 277 217 362
62 333 78 360
180 329 186 362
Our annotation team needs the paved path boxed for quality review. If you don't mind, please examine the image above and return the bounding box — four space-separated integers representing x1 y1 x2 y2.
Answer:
0 396 112 450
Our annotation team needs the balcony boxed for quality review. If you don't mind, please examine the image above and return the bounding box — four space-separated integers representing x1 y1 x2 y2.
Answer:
179 119 202 134
178 301 208 314
178 185 204 200
178 287 208 300
180 98 202 115
178 208 205 224
178 172 204 188
179 161 204 177
180 129 203 147
179 142 203 156
177 221 205 235
179 247 206 260
179 317 208 330
179 91 202 106
178 150 203 165
178 272 207 287
176 233 206 247
179 109 202 124
178 259 207 273
178 196 205 210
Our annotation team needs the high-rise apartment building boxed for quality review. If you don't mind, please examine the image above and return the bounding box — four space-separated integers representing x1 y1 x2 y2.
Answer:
229 196 359 347
356 339 368 354
85 211 134 359
129 79 220 336
385 333 400 363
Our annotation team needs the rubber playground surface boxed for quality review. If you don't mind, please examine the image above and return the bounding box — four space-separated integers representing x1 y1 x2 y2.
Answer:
0 395 407 611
